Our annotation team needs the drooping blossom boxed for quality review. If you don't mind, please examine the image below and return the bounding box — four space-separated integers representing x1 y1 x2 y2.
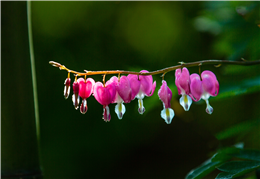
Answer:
127 70 156 114
93 79 116 122
175 67 192 111
158 80 175 124
109 76 132 119
190 70 219 114
72 79 80 110
64 78 71 99
78 78 95 114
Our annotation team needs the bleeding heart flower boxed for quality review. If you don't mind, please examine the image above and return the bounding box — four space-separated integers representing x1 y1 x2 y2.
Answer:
127 70 156 114
190 70 219 114
175 67 192 111
158 80 174 124
93 79 116 122
109 76 132 119
78 78 95 114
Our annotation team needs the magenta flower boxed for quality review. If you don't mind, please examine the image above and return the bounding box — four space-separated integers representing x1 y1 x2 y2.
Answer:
158 80 175 124
175 67 192 111
78 78 95 114
109 76 132 119
72 80 80 110
64 78 71 99
93 79 116 122
127 70 156 114
190 70 219 114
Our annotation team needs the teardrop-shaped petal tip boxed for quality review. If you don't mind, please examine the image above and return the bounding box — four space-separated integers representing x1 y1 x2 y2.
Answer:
64 86 70 99
115 103 126 119
161 108 174 124
72 94 80 110
179 94 192 111
205 99 213 114
103 105 111 122
206 105 213 114
80 99 88 114
138 99 145 114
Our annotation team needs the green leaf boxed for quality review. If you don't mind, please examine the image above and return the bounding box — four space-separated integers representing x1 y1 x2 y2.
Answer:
215 119 260 140
185 144 244 179
215 172 234 179
211 147 241 162
231 149 260 162
216 161 260 179
185 159 222 179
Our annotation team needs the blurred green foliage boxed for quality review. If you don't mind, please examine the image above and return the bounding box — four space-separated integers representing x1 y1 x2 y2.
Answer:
2 1 260 179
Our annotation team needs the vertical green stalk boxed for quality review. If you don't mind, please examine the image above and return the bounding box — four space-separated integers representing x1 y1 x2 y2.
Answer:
27 1 40 141
1 1 42 178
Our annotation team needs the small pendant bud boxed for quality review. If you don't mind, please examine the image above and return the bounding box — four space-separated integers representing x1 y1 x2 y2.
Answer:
80 99 88 114
64 78 71 99
72 81 80 109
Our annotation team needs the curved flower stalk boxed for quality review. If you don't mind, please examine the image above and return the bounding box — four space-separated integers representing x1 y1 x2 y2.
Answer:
109 76 132 119
78 78 95 114
93 79 116 122
190 70 219 114
175 67 192 111
127 70 156 114
158 80 175 124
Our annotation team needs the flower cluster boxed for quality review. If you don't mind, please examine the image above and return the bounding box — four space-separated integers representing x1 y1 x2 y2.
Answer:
63 68 219 124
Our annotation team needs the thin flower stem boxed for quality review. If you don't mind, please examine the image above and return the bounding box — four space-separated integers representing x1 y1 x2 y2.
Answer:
49 59 260 77
28 1 40 139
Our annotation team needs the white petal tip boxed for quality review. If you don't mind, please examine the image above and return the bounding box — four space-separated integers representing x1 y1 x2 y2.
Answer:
115 103 126 119
205 100 213 114
138 107 145 114
161 108 174 124
180 95 192 111
206 106 213 114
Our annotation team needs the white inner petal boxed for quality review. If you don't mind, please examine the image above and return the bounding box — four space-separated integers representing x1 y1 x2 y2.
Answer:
179 94 192 111
138 98 145 114
105 105 110 120
137 90 145 99
115 102 126 119
160 108 175 124
205 99 213 114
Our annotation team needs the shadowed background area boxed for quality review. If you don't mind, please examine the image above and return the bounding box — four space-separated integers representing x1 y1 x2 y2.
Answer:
2 1 260 179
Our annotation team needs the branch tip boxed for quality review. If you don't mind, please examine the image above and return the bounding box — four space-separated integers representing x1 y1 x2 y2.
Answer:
49 61 61 67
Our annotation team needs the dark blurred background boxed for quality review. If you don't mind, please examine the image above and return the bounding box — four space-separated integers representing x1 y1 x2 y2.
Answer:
2 1 260 179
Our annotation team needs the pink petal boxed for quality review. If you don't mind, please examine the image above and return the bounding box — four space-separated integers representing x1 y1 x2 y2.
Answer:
189 74 203 101
117 76 132 103
139 70 153 96
201 71 219 96
106 76 118 103
78 78 95 99
146 81 156 97
93 82 115 106
158 80 172 109
175 69 182 95
127 74 140 100
175 68 190 95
